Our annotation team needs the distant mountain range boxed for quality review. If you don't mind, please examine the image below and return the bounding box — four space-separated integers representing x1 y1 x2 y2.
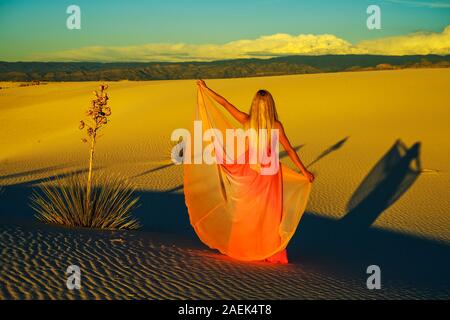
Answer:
1 55 449 82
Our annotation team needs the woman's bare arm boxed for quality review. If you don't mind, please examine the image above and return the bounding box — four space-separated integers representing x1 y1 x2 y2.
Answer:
197 80 249 124
276 121 315 182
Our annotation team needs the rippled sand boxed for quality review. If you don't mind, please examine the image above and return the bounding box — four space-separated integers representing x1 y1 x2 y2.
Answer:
2 222 446 299
0 69 449 299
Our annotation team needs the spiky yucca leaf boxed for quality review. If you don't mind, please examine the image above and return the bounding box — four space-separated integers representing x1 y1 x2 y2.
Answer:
30 174 140 230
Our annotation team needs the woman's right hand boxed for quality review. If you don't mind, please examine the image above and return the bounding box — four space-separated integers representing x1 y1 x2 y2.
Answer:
197 79 207 88
303 170 315 183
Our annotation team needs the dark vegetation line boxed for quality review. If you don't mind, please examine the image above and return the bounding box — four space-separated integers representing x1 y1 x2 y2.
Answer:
1 54 449 82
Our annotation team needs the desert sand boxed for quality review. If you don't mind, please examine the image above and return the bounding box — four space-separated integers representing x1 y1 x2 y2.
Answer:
0 69 449 299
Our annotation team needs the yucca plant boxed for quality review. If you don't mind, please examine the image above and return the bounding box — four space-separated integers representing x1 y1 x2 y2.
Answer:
31 84 140 229
31 174 139 229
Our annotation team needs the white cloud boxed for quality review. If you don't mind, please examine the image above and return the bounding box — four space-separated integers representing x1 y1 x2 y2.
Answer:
29 33 359 62
357 25 450 55
28 25 450 62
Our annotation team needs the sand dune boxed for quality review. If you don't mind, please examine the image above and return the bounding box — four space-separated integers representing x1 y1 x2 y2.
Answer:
0 69 449 299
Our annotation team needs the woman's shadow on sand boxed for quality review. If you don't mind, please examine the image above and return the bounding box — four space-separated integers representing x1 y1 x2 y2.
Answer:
289 139 449 290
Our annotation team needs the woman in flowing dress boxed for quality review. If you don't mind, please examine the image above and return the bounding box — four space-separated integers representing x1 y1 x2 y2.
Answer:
183 80 314 264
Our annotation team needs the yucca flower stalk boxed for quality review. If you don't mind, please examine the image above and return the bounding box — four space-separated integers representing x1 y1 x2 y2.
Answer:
79 84 111 208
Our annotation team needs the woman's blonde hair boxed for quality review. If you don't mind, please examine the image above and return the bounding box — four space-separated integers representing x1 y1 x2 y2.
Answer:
247 90 278 148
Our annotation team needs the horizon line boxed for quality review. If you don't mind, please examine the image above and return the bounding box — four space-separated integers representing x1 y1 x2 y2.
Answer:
2 53 450 64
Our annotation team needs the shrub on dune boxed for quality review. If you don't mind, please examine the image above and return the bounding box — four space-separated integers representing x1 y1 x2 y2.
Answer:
31 174 140 229
30 84 140 230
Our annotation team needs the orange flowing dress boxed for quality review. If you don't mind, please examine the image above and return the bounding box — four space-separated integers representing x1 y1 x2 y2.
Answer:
183 87 311 262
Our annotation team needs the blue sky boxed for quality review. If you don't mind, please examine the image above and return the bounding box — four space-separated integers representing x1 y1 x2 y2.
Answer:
0 0 449 61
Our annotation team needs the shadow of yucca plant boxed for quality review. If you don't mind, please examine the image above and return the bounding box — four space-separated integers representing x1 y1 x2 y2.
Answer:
30 84 140 230
31 174 140 229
